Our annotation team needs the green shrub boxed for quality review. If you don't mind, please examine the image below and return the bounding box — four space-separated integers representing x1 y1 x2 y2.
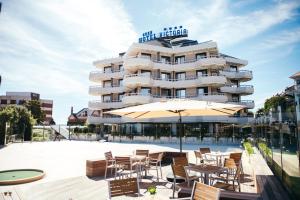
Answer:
243 141 254 155
258 142 272 156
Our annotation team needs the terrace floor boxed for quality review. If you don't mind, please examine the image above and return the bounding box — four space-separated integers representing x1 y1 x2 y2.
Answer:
0 141 258 199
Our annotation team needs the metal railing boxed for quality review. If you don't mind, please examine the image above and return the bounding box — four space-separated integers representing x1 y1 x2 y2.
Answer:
124 73 225 81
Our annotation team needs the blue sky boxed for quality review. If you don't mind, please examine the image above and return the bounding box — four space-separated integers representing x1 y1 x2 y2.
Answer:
0 0 300 124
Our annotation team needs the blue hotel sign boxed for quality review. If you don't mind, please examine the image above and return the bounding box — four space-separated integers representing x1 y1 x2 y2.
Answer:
138 26 188 43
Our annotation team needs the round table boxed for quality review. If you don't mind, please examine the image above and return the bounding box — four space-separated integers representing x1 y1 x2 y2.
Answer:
186 164 224 185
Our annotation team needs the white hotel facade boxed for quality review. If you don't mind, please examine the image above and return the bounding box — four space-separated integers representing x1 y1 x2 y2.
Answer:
88 29 254 137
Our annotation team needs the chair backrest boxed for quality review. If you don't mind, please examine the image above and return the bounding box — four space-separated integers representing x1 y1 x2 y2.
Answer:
108 177 139 199
194 151 203 159
191 181 220 200
171 164 187 180
105 151 113 160
229 152 242 166
157 152 164 162
115 156 131 170
173 156 188 166
199 148 211 154
135 149 149 157
224 158 237 169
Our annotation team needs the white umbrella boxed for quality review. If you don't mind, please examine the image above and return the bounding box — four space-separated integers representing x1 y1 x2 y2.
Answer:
106 99 245 152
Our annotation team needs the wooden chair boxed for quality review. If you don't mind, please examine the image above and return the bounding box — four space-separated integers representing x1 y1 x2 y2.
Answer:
114 156 138 179
199 148 217 165
212 163 242 192
210 158 237 184
135 149 149 157
194 151 203 165
229 152 243 174
146 152 163 181
171 164 199 198
104 151 115 179
190 181 220 200
107 177 140 199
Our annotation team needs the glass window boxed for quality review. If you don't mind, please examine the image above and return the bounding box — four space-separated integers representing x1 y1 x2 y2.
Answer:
196 53 207 60
176 89 186 98
10 100 16 104
197 70 208 77
103 95 111 102
141 70 151 77
119 79 123 86
118 93 124 100
119 65 124 71
296 79 300 85
161 56 171 64
175 56 185 64
230 65 238 71
161 88 171 97
0 99 7 104
103 81 111 87
197 87 208 96
141 87 151 96
176 72 186 80
232 94 240 102
104 66 112 73
231 80 239 87
141 53 151 59
161 72 171 80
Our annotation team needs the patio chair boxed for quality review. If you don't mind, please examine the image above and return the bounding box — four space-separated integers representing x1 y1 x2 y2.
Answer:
107 177 140 199
199 148 217 165
180 181 221 200
199 148 211 154
210 158 236 184
135 149 149 157
146 152 163 181
114 156 138 179
173 156 196 166
171 164 199 198
104 151 116 179
212 162 242 192
194 151 203 165
229 152 243 174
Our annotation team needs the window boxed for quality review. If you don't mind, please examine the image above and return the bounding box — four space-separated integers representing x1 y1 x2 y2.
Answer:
296 80 300 85
119 65 124 71
197 70 208 77
230 65 238 71
118 93 124 100
176 89 186 98
10 100 16 104
141 70 151 77
141 87 151 96
175 56 185 64
232 94 240 102
197 87 208 96
161 88 171 97
18 100 25 105
141 53 151 59
0 99 7 104
103 80 111 88
119 79 123 86
161 56 171 63
176 72 186 80
231 80 239 87
196 53 207 60
161 72 171 80
103 95 111 102
104 66 112 73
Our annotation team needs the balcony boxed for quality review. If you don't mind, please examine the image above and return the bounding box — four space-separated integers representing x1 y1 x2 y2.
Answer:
123 57 153 71
227 100 255 109
220 85 254 95
122 93 153 105
89 70 125 82
89 85 125 96
87 116 122 124
123 74 153 88
190 93 228 102
219 70 253 81
93 57 123 68
88 100 123 109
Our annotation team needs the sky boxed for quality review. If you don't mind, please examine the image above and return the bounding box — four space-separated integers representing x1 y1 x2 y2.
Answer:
0 0 300 124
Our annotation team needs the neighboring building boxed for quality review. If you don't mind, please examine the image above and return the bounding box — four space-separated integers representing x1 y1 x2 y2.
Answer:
88 27 254 136
0 92 53 124
290 72 300 123
67 107 88 125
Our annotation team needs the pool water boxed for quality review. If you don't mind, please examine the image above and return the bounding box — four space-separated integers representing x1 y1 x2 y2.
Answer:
0 170 43 181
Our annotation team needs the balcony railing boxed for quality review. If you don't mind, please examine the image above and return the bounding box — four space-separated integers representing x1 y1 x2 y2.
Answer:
124 92 225 99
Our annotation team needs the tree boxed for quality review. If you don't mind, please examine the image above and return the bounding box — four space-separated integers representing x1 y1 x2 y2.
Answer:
0 106 35 145
264 95 286 112
255 108 266 118
25 100 45 124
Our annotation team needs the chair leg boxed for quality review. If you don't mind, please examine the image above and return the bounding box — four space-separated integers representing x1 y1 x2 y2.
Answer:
160 162 162 178
156 165 159 182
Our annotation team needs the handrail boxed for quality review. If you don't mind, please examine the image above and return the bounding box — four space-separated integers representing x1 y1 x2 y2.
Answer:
223 84 254 88
124 93 226 98
89 85 123 89
90 69 124 74
221 69 252 73
124 73 225 81
90 100 122 103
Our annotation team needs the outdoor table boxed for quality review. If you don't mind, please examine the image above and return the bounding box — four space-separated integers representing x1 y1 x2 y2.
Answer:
204 152 230 166
186 164 224 185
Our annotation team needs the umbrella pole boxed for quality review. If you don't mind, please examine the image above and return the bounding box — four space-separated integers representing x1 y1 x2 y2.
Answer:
179 111 182 152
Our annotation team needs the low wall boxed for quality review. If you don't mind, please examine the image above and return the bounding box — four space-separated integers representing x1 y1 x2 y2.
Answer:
70 134 101 141
108 135 241 145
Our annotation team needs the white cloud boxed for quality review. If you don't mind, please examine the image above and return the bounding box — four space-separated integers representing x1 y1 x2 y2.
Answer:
0 0 137 123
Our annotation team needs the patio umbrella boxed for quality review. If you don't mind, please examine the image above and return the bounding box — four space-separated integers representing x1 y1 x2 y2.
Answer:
105 99 245 152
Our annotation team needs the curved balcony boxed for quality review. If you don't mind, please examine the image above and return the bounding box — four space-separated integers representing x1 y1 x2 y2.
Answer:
88 100 123 109
89 85 126 96
87 116 122 124
89 70 125 82
123 57 153 71
219 70 252 81
191 93 228 102
122 93 153 105
227 100 255 109
93 57 123 68
123 74 153 88
220 85 254 95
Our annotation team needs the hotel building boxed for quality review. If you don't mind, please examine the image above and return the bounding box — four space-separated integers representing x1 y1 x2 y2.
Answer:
88 28 254 137
0 92 53 124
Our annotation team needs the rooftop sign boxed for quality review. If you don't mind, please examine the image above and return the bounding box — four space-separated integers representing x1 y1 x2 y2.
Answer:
138 26 188 43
